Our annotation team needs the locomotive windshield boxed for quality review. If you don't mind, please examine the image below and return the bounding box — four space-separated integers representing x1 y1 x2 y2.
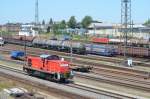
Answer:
40 54 60 60
47 55 60 60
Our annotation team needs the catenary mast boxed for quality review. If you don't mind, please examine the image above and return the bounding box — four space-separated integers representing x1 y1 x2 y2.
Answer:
121 0 132 65
35 0 39 25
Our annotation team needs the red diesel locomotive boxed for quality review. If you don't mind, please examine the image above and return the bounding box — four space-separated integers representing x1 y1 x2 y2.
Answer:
23 54 74 82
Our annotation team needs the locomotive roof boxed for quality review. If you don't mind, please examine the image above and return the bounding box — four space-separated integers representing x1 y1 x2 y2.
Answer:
27 56 69 63
40 54 60 60
40 54 51 58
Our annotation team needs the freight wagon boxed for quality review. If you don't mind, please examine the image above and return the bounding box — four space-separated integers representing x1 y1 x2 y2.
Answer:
23 54 74 82
92 38 150 48
85 44 118 56
3 35 35 47
91 38 109 44
4 36 149 57
118 46 150 57
32 38 86 54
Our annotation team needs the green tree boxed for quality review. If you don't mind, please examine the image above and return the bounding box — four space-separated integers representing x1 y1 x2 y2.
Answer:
68 16 77 29
52 23 60 35
81 16 93 28
144 19 150 27
42 20 45 25
47 26 50 33
49 18 53 25
59 20 66 29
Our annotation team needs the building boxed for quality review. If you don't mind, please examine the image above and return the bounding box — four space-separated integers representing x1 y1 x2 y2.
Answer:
87 22 119 38
0 23 21 33
132 24 150 40
87 22 150 40
19 24 39 37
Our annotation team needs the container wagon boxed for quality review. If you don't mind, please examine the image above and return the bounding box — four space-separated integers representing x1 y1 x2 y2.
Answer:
86 44 118 56
91 38 109 44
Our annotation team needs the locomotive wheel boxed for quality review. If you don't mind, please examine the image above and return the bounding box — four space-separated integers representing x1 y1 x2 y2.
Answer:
27 70 33 76
60 78 66 82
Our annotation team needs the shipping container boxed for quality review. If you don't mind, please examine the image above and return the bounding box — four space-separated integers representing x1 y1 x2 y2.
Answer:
92 38 109 43
10 51 25 60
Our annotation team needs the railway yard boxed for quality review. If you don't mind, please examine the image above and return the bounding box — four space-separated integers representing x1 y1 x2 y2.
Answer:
0 43 150 99
0 1 150 98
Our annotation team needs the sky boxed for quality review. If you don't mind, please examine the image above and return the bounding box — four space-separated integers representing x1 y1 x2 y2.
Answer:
0 0 150 24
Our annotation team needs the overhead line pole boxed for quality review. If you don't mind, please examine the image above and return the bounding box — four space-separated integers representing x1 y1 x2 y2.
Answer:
121 0 132 66
35 0 39 25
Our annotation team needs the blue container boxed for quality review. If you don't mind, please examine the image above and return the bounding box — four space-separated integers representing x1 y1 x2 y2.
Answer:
10 51 25 59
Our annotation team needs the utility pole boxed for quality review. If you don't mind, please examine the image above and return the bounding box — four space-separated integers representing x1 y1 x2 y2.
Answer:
35 0 40 36
24 35 27 66
121 0 132 66
35 0 39 25
24 35 27 57
94 24 96 36
70 34 73 63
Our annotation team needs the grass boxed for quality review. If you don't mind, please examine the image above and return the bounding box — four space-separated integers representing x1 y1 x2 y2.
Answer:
0 60 22 70
0 77 16 91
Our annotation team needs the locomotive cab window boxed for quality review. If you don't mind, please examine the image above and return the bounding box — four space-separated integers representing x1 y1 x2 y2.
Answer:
46 55 60 60
40 54 60 60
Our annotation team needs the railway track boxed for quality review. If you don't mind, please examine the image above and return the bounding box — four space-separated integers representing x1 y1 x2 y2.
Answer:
66 83 134 99
1 45 150 95
1 45 150 75
75 72 150 91
2 44 150 67
0 64 137 99
1 56 150 91
0 57 150 93
1 48 150 80
1 47 150 81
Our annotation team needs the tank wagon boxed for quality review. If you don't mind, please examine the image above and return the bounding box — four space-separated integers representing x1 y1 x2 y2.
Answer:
3 35 35 47
32 38 86 54
85 44 118 56
23 54 74 82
